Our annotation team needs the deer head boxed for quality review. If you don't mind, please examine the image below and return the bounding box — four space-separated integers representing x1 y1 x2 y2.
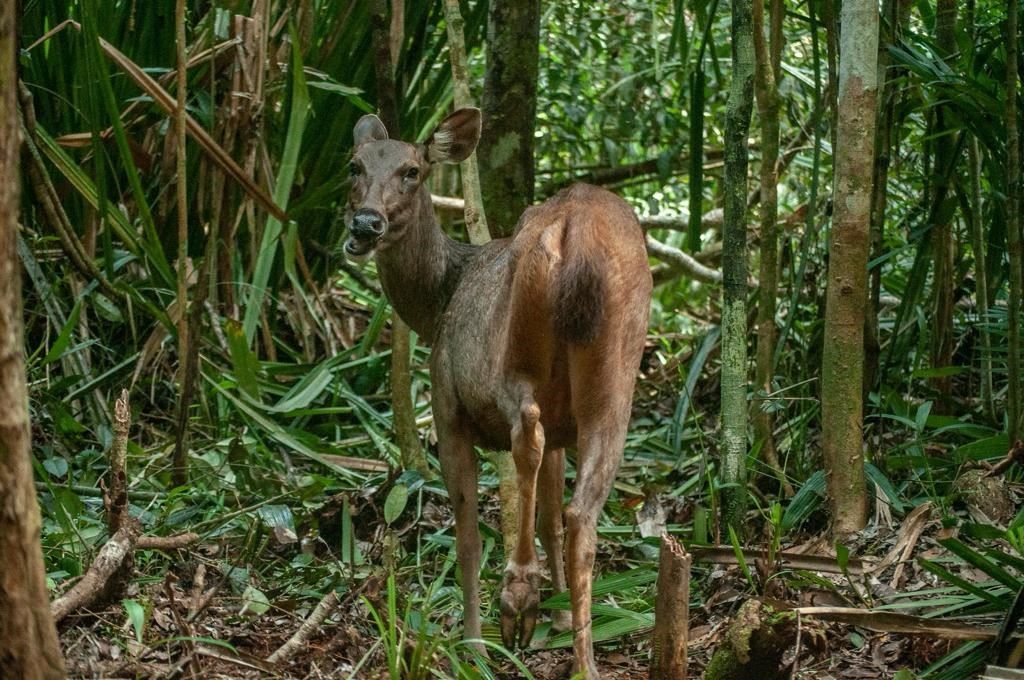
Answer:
343 107 482 261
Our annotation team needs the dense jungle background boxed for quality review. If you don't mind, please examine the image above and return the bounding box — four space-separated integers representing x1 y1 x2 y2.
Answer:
2 0 1024 677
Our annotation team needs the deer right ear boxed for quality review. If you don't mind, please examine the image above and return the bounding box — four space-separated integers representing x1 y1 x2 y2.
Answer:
354 115 389 146
426 108 481 163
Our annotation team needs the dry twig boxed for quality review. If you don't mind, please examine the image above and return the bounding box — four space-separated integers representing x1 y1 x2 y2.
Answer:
267 591 341 664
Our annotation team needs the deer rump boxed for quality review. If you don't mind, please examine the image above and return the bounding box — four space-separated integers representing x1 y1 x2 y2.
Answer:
431 184 650 453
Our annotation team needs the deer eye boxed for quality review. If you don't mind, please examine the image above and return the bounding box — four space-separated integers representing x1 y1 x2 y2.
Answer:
349 162 361 177
404 167 420 181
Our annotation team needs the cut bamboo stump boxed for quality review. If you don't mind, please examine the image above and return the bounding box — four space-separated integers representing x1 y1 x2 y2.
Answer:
650 533 692 679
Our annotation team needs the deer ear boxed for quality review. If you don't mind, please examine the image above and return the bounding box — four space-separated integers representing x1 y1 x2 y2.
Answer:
354 115 388 146
426 108 481 163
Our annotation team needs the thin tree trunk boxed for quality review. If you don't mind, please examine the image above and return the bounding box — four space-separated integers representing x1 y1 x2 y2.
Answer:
170 0 190 487
442 0 519 552
966 0 994 422
479 0 540 238
1007 0 1022 442
441 0 489 244
930 0 958 414
720 0 755 534
752 0 791 496
821 0 839 151
370 0 429 477
0 1 65 673
865 0 896 405
390 316 428 475
821 0 879 539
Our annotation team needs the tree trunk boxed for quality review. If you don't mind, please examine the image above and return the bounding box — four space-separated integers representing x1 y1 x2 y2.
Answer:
479 0 539 238
821 0 879 539
1007 0 1022 442
752 0 790 496
0 1 66 674
929 0 958 414
720 0 755 535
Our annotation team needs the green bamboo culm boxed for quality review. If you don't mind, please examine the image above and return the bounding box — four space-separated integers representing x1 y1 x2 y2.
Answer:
719 0 755 536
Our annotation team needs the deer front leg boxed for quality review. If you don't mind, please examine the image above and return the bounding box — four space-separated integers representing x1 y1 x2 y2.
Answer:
437 430 484 649
537 446 572 633
500 401 545 649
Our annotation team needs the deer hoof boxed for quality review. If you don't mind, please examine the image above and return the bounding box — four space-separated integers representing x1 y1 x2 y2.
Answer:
499 564 541 649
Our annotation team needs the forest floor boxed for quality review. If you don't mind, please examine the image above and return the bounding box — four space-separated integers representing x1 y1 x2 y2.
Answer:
53 494 998 679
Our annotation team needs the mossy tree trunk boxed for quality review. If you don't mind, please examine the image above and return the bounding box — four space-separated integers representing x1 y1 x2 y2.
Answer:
479 0 539 239
720 0 755 535
821 0 879 539
0 2 66 675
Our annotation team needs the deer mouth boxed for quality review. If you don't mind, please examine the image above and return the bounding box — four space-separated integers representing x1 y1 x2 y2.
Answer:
343 234 379 261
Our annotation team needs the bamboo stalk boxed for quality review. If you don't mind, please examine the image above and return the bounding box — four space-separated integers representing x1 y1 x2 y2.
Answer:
1006 0 1022 442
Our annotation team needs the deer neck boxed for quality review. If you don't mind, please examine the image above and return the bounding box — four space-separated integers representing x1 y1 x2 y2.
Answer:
374 189 476 343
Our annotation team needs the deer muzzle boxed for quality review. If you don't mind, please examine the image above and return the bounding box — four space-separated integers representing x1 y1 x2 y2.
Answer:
344 208 387 260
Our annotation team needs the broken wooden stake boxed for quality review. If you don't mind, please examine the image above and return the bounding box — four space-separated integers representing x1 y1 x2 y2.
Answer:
650 533 692 679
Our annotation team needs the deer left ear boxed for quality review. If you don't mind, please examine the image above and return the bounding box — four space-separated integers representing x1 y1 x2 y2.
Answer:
426 108 481 163
354 114 389 146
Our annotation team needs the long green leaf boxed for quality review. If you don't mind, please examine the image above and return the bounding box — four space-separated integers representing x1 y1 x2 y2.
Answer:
242 31 311 346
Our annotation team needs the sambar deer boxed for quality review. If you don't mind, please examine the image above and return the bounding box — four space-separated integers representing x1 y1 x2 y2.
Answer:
343 108 651 678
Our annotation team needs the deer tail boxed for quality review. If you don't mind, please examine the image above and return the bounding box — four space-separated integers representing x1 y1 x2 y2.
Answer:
552 221 605 344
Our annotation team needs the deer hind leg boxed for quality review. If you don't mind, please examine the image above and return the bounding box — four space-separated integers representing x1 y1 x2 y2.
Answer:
565 414 629 679
500 399 545 649
537 446 572 632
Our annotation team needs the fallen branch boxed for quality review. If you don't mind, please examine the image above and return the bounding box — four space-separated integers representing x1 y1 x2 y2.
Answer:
690 546 876 576
984 440 1024 478
51 525 140 623
137 533 201 550
794 606 1021 641
651 535 692 679
267 591 341 664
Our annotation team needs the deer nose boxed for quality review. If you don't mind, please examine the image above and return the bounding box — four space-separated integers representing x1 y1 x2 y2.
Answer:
351 209 386 241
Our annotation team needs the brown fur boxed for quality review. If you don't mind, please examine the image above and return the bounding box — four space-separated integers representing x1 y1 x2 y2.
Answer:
344 109 651 678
